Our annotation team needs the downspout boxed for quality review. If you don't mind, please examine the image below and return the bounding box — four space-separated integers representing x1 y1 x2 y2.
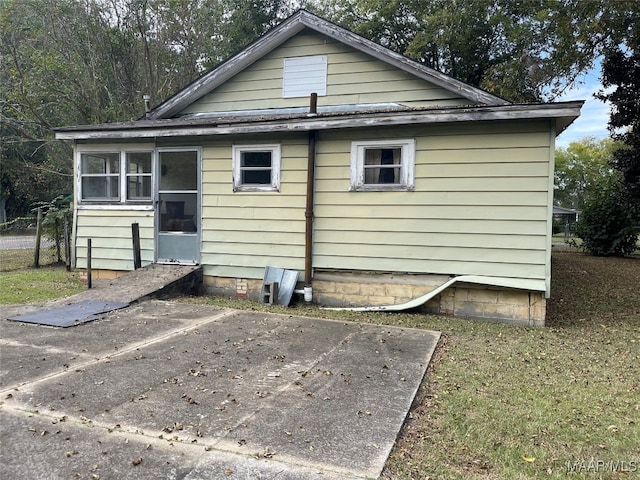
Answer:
304 93 318 300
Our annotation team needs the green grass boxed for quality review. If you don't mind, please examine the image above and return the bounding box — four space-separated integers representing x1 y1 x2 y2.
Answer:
0 248 83 304
1 246 638 479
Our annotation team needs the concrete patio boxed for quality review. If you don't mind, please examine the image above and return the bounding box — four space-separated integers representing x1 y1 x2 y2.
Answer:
0 300 440 479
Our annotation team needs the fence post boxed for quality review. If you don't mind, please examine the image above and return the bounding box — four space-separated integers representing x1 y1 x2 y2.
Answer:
87 238 92 289
132 223 142 270
33 208 43 268
55 217 62 263
64 213 71 271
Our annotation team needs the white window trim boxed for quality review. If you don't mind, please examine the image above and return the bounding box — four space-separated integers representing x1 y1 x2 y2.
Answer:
125 152 153 202
350 139 416 191
232 144 281 192
79 152 121 202
77 145 154 205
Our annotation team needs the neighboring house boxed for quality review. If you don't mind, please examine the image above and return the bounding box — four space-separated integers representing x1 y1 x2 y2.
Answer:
553 205 580 224
55 10 582 326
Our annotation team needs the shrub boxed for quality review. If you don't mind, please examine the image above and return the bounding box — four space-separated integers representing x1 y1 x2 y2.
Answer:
574 178 638 256
32 194 73 263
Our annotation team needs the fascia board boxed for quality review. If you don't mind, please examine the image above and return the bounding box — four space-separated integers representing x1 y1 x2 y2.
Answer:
148 15 308 120
297 12 509 107
55 102 583 140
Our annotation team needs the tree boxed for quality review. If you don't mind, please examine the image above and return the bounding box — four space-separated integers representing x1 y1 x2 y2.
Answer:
316 0 638 103
553 138 619 210
0 0 235 220
574 175 638 257
597 3 640 221
217 0 292 57
1 0 638 222
572 0 640 257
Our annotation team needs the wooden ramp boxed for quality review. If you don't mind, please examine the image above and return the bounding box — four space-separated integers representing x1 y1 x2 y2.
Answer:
6 265 202 327
73 264 203 304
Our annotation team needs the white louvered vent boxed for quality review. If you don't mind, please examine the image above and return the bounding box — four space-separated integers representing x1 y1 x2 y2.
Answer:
283 55 327 98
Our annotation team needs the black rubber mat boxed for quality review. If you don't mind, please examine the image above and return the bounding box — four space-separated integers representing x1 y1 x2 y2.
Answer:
7 300 129 327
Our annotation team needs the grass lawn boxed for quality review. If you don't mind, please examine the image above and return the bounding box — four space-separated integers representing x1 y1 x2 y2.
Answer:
1 246 637 479
0 248 84 304
379 249 639 479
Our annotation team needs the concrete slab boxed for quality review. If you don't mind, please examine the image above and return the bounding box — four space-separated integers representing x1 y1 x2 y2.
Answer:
0 300 440 479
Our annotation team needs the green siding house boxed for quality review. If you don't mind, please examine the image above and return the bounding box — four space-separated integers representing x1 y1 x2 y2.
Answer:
55 10 582 326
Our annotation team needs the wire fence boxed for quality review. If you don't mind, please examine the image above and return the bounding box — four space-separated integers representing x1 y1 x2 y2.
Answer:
0 234 55 250
0 216 37 231
1 214 71 268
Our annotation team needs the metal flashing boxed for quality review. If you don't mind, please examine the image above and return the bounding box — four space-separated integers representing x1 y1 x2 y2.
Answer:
55 101 584 140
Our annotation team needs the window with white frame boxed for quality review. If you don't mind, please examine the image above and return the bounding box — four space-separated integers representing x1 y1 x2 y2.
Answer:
350 139 415 191
79 150 153 203
126 152 152 200
80 152 120 201
232 145 281 192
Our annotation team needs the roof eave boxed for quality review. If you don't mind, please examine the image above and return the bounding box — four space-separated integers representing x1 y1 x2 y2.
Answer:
55 101 583 141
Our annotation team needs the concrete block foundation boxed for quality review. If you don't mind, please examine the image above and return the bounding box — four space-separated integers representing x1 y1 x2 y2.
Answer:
85 269 546 326
312 271 546 327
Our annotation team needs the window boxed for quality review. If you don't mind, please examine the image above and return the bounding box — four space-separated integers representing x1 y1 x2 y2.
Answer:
81 153 120 201
350 139 415 191
232 145 281 192
126 152 152 200
283 55 327 98
79 150 153 203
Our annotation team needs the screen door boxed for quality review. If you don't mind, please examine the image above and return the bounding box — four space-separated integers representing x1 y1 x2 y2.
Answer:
156 149 200 264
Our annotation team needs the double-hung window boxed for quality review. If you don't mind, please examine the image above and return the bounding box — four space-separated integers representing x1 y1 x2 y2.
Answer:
350 139 415 191
79 150 153 203
232 145 281 192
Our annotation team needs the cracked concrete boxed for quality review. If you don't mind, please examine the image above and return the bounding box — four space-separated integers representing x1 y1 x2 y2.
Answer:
1 300 440 479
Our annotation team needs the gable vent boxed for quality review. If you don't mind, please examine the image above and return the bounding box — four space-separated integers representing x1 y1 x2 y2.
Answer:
283 55 327 98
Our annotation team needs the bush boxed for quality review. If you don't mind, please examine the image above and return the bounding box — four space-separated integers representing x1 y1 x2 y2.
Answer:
574 178 638 256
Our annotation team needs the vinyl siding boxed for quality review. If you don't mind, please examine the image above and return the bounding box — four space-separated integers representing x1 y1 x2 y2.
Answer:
75 209 154 270
312 120 553 283
199 135 308 280
180 31 469 115
72 119 553 289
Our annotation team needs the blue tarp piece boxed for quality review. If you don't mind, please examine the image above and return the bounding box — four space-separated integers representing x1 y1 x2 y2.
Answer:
7 300 129 328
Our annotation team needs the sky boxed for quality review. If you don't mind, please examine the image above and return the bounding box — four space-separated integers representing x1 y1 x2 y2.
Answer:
555 63 612 149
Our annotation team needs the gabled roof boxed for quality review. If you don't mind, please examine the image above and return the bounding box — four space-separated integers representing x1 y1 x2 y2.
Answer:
553 206 579 215
147 9 509 120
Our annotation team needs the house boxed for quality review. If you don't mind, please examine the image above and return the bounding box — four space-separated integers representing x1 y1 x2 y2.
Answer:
553 205 579 224
55 10 582 326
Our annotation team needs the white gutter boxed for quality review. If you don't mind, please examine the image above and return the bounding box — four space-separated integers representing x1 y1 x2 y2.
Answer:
322 275 545 312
